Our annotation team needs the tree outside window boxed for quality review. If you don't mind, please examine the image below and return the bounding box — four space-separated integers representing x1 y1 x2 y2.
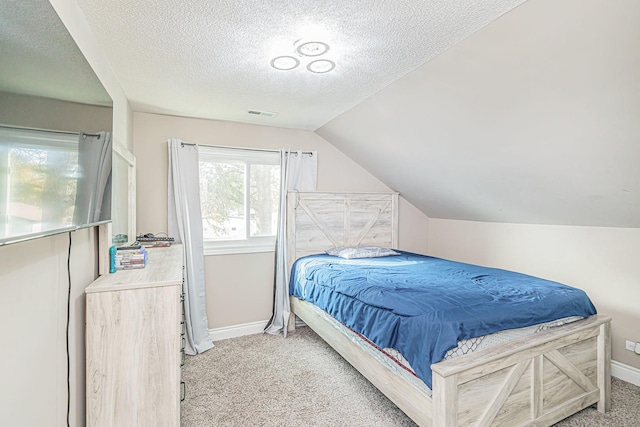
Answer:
198 147 279 254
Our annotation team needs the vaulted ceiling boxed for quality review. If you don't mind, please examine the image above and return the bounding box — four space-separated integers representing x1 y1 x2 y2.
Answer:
5 0 639 227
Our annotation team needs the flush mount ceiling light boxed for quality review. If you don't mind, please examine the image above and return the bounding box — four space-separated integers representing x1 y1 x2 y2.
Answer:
296 41 330 57
307 59 336 74
270 39 335 73
270 55 300 71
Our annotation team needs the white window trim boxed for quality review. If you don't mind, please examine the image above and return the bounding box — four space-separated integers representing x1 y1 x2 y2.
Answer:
199 145 279 256
203 237 276 256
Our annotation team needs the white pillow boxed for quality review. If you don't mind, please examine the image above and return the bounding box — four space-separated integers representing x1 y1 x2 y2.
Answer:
325 246 400 259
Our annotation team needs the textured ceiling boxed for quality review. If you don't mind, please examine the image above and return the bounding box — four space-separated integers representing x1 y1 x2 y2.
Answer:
0 0 111 106
74 0 525 130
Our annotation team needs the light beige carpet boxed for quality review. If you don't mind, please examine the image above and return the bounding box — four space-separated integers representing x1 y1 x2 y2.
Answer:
181 327 640 427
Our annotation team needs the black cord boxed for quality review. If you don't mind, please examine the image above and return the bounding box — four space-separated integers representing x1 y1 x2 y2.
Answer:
66 232 72 427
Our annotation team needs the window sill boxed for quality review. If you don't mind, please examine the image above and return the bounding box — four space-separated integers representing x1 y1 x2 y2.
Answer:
203 240 276 256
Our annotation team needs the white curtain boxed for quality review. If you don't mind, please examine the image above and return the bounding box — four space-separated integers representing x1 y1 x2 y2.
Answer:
74 131 112 224
168 139 214 355
264 150 317 336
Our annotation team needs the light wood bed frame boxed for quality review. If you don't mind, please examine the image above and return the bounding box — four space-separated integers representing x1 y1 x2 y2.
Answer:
286 191 611 427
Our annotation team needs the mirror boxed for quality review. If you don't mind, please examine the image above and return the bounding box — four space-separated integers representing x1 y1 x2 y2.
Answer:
112 141 136 245
0 0 114 245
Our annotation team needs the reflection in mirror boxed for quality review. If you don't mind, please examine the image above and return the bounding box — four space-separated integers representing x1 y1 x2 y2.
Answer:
0 1 112 109
0 128 80 239
0 126 113 245
0 0 114 245
112 142 136 245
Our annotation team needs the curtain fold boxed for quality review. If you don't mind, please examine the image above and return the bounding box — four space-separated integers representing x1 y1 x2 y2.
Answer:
74 131 112 224
168 139 214 355
264 150 317 336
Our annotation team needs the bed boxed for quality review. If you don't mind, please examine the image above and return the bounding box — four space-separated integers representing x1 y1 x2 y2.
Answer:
286 191 611 427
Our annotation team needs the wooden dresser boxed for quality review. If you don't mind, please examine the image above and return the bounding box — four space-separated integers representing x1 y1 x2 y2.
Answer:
85 244 184 427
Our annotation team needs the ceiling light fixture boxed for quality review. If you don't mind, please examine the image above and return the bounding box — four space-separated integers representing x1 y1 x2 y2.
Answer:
307 59 336 74
296 41 330 57
270 40 335 73
270 56 300 71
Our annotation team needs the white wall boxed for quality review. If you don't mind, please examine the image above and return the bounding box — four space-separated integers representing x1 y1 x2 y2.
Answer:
133 112 429 329
428 219 640 370
0 229 97 426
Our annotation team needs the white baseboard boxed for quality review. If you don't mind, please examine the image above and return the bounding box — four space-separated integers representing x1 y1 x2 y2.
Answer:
209 320 269 342
611 360 640 387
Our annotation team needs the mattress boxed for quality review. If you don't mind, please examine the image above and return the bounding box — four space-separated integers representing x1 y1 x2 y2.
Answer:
289 251 597 389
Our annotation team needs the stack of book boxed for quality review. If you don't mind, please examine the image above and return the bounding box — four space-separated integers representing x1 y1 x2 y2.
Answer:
115 246 148 270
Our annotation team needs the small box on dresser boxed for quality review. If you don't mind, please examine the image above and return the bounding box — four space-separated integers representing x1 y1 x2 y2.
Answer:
85 244 184 427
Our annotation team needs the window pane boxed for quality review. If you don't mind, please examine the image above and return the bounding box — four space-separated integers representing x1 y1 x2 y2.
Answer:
199 160 246 240
249 163 280 237
198 146 280 251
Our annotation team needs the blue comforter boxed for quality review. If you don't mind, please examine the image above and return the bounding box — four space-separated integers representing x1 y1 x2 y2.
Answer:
289 251 597 389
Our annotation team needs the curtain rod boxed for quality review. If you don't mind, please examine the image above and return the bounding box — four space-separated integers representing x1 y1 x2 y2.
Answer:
0 123 102 138
179 141 314 156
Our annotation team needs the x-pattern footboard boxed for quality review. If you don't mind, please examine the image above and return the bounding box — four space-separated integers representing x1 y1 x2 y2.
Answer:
431 316 611 427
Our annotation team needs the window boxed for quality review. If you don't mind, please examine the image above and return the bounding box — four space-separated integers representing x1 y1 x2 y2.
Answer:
198 146 280 255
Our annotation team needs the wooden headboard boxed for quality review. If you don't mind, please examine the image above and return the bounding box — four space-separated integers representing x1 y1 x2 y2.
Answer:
286 191 398 269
